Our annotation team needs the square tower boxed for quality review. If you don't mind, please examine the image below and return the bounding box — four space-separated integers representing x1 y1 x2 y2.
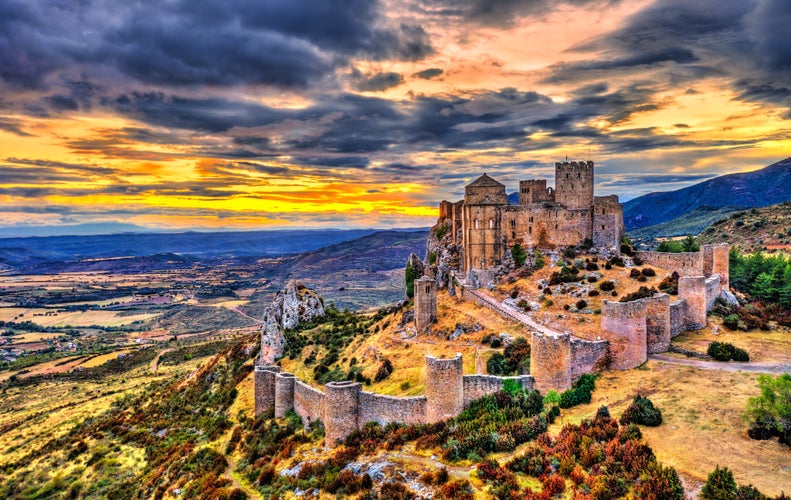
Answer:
414 276 437 333
554 161 594 210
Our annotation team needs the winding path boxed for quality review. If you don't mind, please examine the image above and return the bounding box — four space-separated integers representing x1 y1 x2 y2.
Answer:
649 354 791 374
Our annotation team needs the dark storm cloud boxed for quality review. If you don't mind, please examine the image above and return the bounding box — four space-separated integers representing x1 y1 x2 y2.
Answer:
354 72 405 92
416 0 620 27
297 156 371 169
414 68 444 80
0 0 432 93
544 48 698 83
0 118 32 137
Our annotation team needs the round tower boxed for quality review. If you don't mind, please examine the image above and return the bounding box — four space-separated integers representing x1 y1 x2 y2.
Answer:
644 294 671 354
530 331 572 391
678 276 707 330
601 300 647 370
254 365 281 416
274 372 295 418
324 381 361 446
425 354 464 423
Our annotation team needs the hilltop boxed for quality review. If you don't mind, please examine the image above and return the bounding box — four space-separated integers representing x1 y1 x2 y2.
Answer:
698 202 791 252
624 158 791 231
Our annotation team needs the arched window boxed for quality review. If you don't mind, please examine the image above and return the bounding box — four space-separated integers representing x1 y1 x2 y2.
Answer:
489 219 494 229
474 219 479 229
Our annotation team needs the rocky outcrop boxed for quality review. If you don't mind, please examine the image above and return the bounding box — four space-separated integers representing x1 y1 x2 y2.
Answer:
425 218 461 289
258 280 325 364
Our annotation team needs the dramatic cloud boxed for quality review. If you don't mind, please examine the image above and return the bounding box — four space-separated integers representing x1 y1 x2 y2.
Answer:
0 0 789 231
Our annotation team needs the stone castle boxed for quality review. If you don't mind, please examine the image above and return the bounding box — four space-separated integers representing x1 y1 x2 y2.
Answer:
438 161 624 284
253 161 732 447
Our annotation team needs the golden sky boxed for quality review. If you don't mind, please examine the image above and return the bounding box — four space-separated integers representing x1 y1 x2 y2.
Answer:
0 0 789 232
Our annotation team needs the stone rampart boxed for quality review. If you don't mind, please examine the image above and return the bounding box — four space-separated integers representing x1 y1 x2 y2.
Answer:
644 293 671 354
530 331 572 391
359 392 427 427
703 243 729 291
679 276 707 330
669 299 687 337
274 372 295 418
635 251 703 276
570 338 609 378
601 300 647 370
254 365 280 416
705 275 720 310
324 381 361 446
462 374 534 405
294 380 325 426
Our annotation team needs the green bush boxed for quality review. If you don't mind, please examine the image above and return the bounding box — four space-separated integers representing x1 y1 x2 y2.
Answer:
559 374 596 408
486 353 506 375
620 395 662 427
707 341 749 362
511 243 527 267
599 280 615 292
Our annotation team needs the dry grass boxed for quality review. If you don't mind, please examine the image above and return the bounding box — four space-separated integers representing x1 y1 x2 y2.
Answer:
673 322 791 364
547 360 791 496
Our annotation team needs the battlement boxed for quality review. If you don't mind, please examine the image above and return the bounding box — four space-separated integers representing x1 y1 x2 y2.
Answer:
555 160 594 169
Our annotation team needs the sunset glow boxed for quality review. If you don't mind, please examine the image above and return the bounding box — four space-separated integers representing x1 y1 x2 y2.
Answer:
1 0 790 232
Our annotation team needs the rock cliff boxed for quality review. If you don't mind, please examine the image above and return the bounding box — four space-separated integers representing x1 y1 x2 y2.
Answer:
424 218 461 289
258 280 325 364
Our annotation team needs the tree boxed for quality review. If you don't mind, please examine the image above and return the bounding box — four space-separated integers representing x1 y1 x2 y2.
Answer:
657 240 684 253
744 373 791 445
405 260 420 298
511 243 527 267
681 234 700 252
700 465 738 500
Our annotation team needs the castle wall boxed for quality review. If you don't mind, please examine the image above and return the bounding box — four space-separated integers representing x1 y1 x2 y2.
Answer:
462 374 534 405
570 338 610 378
359 393 427 427
294 380 325 426
530 331 572 391
705 275 721 310
669 299 688 337
678 276 707 330
425 354 464 423
254 365 280 416
519 179 554 204
500 205 592 249
554 161 594 210
635 251 703 276
274 372 296 418
462 202 504 272
644 294 671 354
324 381 361 446
601 300 647 370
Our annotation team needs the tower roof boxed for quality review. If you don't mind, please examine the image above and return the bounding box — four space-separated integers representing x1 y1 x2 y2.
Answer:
467 173 505 188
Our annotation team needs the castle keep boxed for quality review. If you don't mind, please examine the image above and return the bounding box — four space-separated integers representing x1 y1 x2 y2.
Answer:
439 161 624 283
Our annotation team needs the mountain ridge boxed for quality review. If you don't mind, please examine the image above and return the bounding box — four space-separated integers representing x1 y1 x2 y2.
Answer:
624 158 791 231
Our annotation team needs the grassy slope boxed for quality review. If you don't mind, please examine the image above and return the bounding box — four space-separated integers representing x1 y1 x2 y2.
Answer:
627 205 744 240
698 201 791 252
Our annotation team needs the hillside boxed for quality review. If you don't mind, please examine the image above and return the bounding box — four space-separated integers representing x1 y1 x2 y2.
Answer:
698 202 791 252
627 205 745 240
624 158 791 231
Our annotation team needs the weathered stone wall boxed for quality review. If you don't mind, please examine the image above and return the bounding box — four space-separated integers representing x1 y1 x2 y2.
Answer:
518 179 554 204
462 201 504 273
705 275 721 310
530 331 572 391
635 251 703 276
359 393 427 427
324 381 361 446
703 243 730 291
644 294 671 354
274 372 295 418
294 380 325 426
669 299 688 337
570 338 609 378
593 195 624 249
254 365 280 416
462 374 534 405
500 205 593 249
678 276 707 330
425 354 464 423
601 300 647 370
414 276 437 333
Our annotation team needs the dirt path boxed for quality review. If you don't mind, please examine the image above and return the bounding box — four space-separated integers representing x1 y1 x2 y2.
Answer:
649 354 791 374
231 307 263 324
150 348 173 373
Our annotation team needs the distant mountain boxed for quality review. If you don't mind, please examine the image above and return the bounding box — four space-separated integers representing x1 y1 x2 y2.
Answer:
0 222 160 237
627 205 746 240
624 158 791 231
0 228 417 270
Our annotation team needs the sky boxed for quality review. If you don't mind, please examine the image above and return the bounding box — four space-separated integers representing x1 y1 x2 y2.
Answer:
0 0 790 232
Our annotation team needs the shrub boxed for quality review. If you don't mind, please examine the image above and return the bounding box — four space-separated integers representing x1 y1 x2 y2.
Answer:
511 243 527 267
658 271 680 295
588 290 599 297
630 269 642 279
599 280 615 292
587 275 598 283
436 479 474 500
559 374 596 408
633 256 644 266
707 342 749 362
374 358 394 382
619 286 659 303
487 353 507 375
641 267 656 277
745 374 791 446
633 462 684 499
700 465 737 500
575 299 588 310
620 395 662 427
586 262 600 271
